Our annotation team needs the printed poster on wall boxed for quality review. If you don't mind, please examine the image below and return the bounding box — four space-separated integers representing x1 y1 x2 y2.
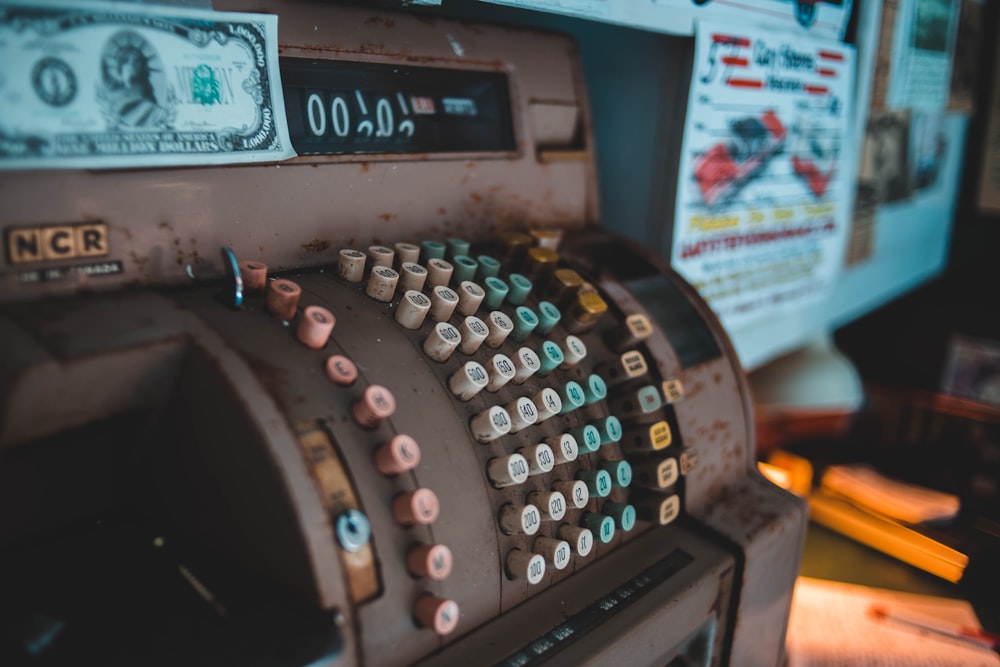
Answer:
672 22 855 333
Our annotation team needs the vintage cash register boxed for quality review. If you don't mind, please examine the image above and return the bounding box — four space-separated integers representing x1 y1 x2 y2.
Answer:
0 2 807 665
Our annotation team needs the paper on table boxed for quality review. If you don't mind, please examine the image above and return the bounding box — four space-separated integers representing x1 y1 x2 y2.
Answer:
787 577 1000 667
821 464 961 524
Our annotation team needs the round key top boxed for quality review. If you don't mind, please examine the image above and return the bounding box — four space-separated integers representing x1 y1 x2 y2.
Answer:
374 434 421 475
485 354 516 392
599 460 633 488
499 503 541 536
394 242 420 266
584 374 608 404
426 258 454 289
414 594 460 636
527 490 566 521
483 276 508 309
458 316 489 354
449 361 489 400
535 301 561 335
511 306 538 342
446 237 470 260
457 280 485 316
366 266 399 303
559 525 594 557
470 405 511 443
267 278 300 320
452 255 478 284
570 424 602 453
533 536 572 571
296 305 335 349
393 488 439 525
506 273 532 305
395 290 431 329
512 346 541 384
475 255 501 280
337 249 366 282
505 396 539 433
546 433 579 464
429 285 459 322
238 260 267 290
325 355 358 386
576 469 613 498
594 416 623 445
399 261 428 293
506 549 546 584
368 244 394 268
603 502 637 532
532 387 562 422
560 335 587 368
582 512 615 544
485 311 514 348
487 453 530 488
407 543 453 581
537 340 564 376
558 381 586 414
553 479 589 509
353 385 396 428
420 240 446 263
518 443 555 475
423 322 461 362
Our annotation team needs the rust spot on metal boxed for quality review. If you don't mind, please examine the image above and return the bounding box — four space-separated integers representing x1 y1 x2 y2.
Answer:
302 239 332 253
438 207 447 215
360 163 370 173
378 213 396 222
158 221 173 231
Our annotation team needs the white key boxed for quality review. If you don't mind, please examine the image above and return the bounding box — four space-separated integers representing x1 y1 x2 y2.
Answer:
426 258 454 289
470 405 511 443
506 396 538 433
506 549 546 584
459 316 489 354
560 335 587 368
553 479 589 509
366 265 399 302
337 248 366 282
533 537 572 570
485 354 516 392
518 443 555 475
429 285 459 322
546 433 579 465
399 261 428 293
512 346 540 385
448 361 489 400
485 310 514 348
423 321 461 362
498 504 542 536
558 525 594 558
487 453 530 488
368 244 394 268
457 280 486 316
532 387 562 421
528 490 567 521
395 290 431 329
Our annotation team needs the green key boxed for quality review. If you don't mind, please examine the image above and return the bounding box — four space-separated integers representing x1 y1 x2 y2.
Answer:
594 416 623 445
476 255 501 280
603 502 637 532
537 340 564 375
452 255 478 284
576 469 613 498
571 424 602 453
559 381 586 414
483 276 509 309
582 512 615 543
446 237 470 260
599 459 632 488
536 300 561 335
511 306 539 342
584 374 607 404
421 240 446 263
506 273 533 305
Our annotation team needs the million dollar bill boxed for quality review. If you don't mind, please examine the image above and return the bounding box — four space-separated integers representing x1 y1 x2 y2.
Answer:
0 0 296 169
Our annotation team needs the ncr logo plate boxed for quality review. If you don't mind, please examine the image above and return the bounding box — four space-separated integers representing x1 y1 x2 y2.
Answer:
5 222 109 265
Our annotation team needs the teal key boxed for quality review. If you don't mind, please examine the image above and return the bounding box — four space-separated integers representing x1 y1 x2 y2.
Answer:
603 502 637 532
535 300 561 335
446 237 470 260
506 273 533 305
559 381 586 414
582 512 616 544
483 276 509 309
452 255 478 284
571 424 602 453
476 255 501 280
576 469 613 498
599 459 632 488
537 340 564 375
511 306 539 342
420 240 446 263
594 416 623 445
584 374 608 404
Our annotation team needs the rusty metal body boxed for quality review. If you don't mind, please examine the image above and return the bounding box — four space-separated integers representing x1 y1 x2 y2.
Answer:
0 3 805 666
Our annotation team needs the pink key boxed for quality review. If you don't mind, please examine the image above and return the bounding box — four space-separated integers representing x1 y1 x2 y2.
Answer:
374 434 421 475
414 594 460 635
406 543 453 581
238 260 268 290
296 305 335 349
392 488 439 526
324 355 358 386
266 278 300 319
352 385 396 428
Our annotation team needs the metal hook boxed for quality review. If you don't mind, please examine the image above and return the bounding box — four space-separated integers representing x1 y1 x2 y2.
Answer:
220 246 243 309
